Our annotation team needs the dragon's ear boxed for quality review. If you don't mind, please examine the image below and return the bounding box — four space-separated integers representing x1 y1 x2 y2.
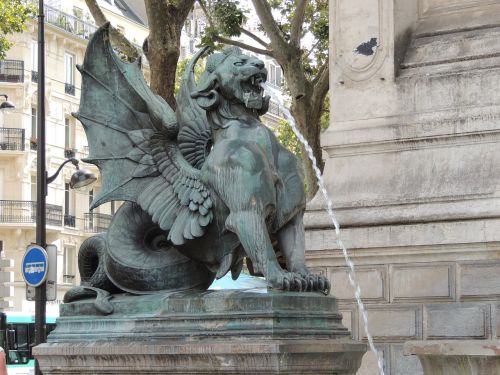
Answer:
192 89 220 111
191 76 220 110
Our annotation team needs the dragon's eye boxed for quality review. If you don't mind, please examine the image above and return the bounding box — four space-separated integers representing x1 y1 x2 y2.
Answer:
233 61 244 66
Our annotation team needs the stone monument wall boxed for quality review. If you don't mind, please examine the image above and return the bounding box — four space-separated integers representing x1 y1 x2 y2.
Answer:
305 1 500 373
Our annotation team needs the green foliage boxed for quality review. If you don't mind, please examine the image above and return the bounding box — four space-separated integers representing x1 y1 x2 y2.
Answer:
200 0 246 48
174 57 205 95
274 119 302 157
0 0 36 60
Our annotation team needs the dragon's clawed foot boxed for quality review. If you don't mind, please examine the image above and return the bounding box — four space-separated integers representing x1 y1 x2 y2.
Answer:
267 269 331 294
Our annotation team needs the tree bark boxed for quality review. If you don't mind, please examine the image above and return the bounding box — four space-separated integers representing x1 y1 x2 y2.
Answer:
144 0 195 109
84 0 139 61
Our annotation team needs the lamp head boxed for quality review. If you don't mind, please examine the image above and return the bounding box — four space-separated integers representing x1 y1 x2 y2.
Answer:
0 95 15 111
70 167 97 191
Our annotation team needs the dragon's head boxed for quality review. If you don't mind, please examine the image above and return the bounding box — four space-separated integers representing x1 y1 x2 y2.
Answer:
191 47 270 115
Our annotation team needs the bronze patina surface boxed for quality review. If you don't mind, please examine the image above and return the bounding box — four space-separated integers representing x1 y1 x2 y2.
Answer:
65 24 329 313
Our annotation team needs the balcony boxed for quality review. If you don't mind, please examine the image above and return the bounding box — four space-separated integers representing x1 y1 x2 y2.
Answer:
30 138 38 151
0 200 63 226
268 100 284 117
65 83 76 96
64 148 77 158
84 212 112 233
63 274 76 284
44 4 97 40
0 128 25 151
63 214 76 227
0 60 24 83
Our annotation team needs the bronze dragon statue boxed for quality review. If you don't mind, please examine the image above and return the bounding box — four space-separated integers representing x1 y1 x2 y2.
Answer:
65 24 330 313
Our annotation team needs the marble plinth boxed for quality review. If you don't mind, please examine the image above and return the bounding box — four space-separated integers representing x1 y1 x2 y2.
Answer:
404 340 500 375
33 289 366 374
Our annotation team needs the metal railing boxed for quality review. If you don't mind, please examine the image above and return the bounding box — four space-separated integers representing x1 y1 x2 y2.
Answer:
84 212 112 233
0 60 24 83
44 4 97 40
63 214 76 227
65 83 76 96
268 100 284 117
0 200 62 226
0 128 25 151
63 274 75 284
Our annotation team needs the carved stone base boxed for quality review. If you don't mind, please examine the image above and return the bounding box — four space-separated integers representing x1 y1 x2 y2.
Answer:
33 289 366 374
404 340 500 375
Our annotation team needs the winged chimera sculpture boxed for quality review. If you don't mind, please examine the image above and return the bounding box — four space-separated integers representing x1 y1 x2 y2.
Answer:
66 24 330 311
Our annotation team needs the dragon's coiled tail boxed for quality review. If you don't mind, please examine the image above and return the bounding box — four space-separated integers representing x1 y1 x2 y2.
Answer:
105 202 215 293
65 203 215 314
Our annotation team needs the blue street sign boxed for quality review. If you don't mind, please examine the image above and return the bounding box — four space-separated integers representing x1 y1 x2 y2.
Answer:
22 245 48 287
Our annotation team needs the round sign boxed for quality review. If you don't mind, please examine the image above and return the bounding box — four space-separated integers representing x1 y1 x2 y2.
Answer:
22 245 48 287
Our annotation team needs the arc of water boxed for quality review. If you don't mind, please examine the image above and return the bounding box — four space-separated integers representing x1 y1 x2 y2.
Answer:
263 84 385 375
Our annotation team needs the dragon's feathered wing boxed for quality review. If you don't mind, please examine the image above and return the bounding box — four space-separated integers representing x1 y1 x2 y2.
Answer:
74 24 213 245
177 47 212 169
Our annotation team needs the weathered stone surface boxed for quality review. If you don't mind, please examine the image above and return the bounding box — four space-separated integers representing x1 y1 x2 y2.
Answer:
404 340 500 375
391 264 454 302
53 289 349 341
34 290 366 374
305 3 500 373
362 307 421 340
328 266 387 302
425 304 490 339
356 344 388 375
392 344 423 375
34 340 366 375
460 262 500 300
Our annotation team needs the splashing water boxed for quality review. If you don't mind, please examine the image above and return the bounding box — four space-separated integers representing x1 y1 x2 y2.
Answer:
262 83 385 375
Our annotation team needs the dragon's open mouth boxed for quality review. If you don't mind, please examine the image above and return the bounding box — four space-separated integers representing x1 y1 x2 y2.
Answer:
241 73 267 108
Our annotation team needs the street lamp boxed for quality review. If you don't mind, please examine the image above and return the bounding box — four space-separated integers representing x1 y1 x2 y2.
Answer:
33 1 95 375
0 94 15 111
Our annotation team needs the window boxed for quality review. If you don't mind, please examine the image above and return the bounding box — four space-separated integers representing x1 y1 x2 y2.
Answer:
31 175 36 201
65 53 76 95
31 107 37 138
65 53 75 85
63 246 76 283
65 117 70 148
64 183 71 215
275 67 282 86
88 189 94 209
31 40 38 72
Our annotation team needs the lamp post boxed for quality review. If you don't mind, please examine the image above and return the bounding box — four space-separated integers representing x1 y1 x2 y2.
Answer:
33 1 95 374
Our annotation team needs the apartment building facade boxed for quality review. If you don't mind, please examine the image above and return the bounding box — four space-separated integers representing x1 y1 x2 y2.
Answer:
0 0 149 316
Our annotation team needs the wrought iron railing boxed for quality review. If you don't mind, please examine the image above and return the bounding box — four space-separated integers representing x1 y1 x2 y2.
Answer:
63 274 75 284
0 60 24 83
44 4 97 40
65 83 76 96
267 100 284 117
63 214 76 227
64 148 77 158
0 200 62 226
0 128 25 151
84 212 112 233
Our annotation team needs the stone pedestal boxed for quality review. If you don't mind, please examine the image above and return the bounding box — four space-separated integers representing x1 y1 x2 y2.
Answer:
404 340 500 375
33 289 366 374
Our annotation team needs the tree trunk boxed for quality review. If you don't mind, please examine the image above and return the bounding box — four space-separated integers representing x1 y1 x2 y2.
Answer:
291 95 324 200
280 53 326 200
144 0 195 109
